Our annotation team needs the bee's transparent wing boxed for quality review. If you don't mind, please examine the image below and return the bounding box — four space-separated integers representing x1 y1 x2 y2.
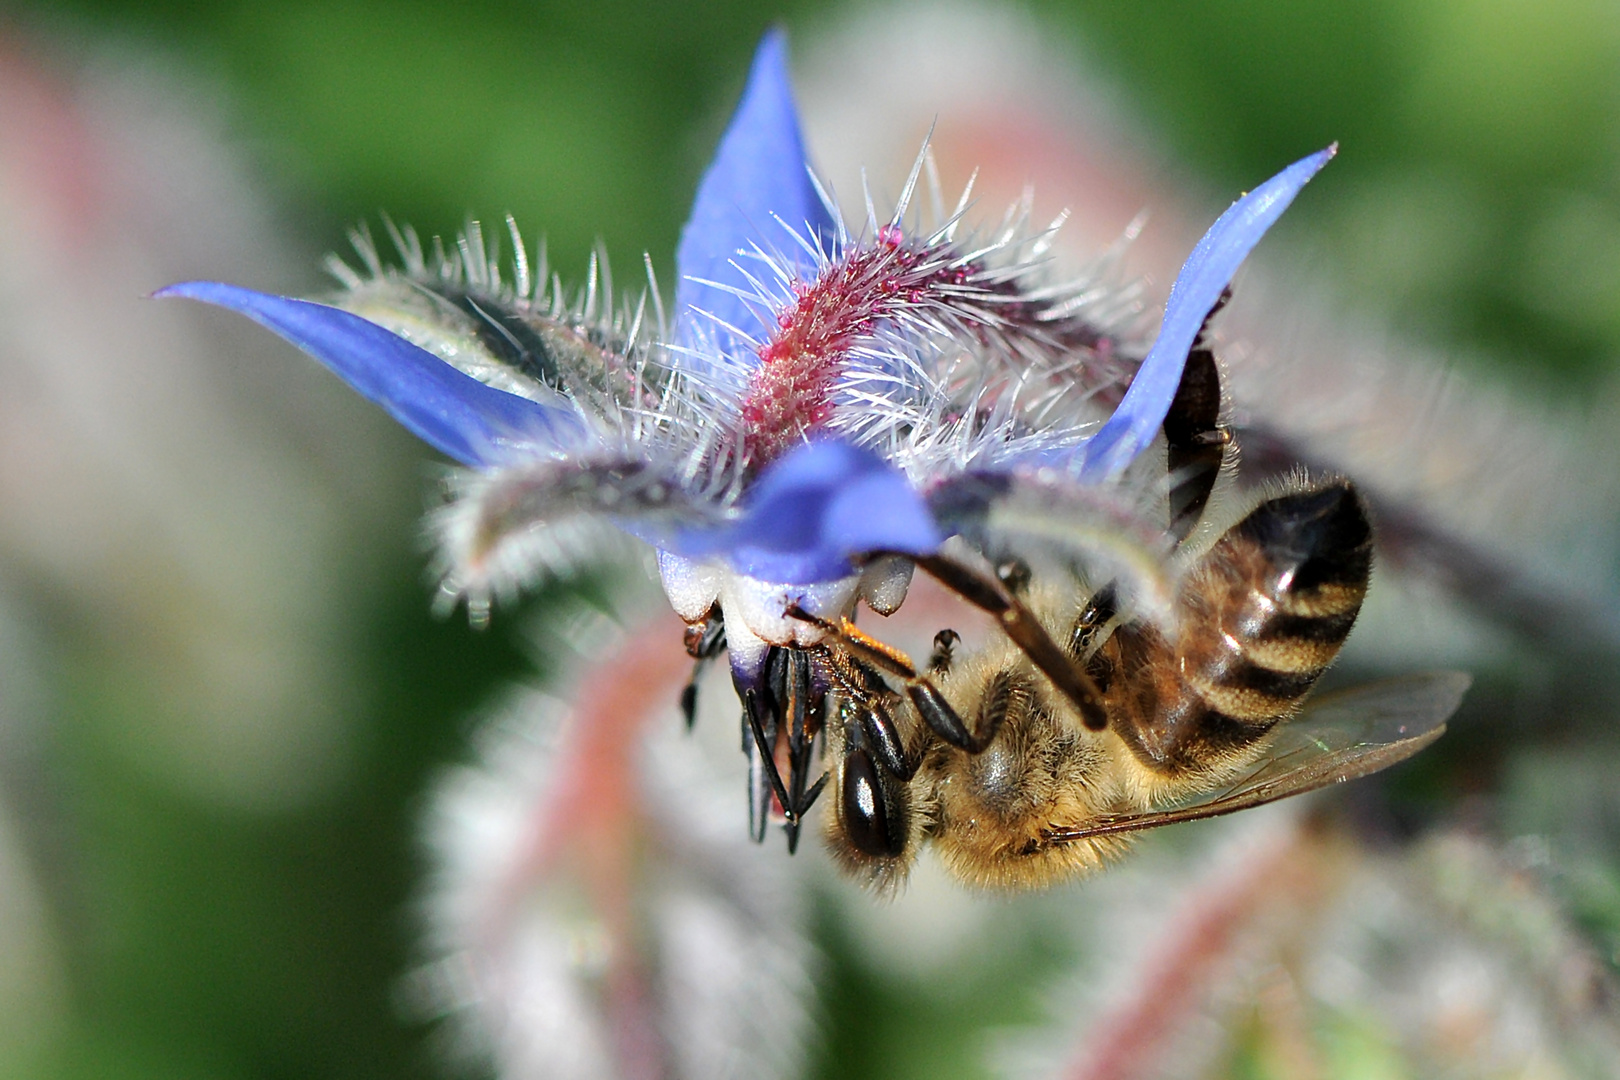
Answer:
1046 671 1470 843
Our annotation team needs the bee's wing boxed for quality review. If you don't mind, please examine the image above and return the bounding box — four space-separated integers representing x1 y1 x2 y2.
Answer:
1046 671 1470 843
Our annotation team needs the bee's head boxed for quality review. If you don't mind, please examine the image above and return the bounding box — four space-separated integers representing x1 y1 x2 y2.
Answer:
822 702 921 893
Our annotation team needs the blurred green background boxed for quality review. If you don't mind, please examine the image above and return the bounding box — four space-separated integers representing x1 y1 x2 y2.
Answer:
33 0 1620 382
3 1 1619 1078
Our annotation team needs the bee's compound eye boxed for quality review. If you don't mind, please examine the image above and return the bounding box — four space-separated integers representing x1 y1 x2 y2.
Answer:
841 748 907 858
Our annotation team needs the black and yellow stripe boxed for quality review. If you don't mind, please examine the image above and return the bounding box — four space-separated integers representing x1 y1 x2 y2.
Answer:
1107 482 1372 776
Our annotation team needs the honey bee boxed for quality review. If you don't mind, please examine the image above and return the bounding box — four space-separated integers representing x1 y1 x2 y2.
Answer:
778 347 1467 891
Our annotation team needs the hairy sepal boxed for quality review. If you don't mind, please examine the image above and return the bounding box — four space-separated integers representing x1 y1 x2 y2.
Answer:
434 457 723 626
331 220 680 456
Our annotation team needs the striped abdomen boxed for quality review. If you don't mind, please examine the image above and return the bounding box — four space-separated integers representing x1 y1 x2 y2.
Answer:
1097 482 1372 777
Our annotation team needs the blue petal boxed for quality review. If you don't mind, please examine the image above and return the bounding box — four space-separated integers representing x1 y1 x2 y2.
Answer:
675 29 832 361
157 282 580 467
676 441 940 583
1079 146 1336 482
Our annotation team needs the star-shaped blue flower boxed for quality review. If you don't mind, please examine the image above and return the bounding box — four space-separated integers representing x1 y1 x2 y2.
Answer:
158 30 1329 595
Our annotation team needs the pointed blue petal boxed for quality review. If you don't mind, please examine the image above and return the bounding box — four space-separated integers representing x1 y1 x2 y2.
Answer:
674 441 940 583
158 282 580 467
675 29 832 362
1079 146 1336 482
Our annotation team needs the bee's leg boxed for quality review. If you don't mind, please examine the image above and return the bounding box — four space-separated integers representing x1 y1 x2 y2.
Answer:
1069 584 1118 669
678 608 727 729
911 555 1110 732
1163 291 1233 545
791 607 920 681
818 647 924 781
1059 308 1229 692
817 650 925 861
1068 584 1132 709
789 608 1022 755
907 676 1012 755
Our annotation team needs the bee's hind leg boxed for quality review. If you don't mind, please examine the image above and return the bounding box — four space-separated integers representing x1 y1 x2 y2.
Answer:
909 555 1111 733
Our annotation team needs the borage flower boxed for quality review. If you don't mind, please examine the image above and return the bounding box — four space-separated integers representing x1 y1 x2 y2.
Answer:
158 29 1329 850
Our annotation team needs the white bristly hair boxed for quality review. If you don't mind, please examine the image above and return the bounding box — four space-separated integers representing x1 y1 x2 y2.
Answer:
325 152 1160 620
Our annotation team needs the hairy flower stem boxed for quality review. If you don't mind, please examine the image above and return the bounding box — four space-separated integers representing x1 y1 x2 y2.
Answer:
1062 819 1335 1080
483 612 690 1080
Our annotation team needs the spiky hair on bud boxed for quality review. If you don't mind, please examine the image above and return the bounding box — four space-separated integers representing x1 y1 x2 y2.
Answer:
328 216 675 446
684 143 1149 483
